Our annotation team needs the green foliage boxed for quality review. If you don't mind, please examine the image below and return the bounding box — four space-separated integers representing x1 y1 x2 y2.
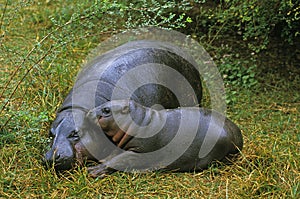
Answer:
203 42 258 105
192 0 300 52
218 55 258 104
121 0 193 29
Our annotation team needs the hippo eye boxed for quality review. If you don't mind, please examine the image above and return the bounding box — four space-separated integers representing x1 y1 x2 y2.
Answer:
68 130 80 141
101 107 111 116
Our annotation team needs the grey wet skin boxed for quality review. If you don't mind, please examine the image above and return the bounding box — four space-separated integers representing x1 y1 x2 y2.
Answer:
44 40 203 171
86 100 243 178
44 110 96 170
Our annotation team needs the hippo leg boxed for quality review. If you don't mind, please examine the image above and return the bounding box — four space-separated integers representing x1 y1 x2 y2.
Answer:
87 151 146 178
87 164 115 178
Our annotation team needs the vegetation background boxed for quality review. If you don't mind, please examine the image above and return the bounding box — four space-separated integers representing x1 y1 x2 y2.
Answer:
1 0 299 198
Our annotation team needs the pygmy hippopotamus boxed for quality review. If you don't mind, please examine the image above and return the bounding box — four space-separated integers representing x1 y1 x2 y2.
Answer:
82 100 243 177
44 40 203 171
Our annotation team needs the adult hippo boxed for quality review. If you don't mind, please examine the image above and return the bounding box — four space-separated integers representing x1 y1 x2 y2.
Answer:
44 40 203 171
83 100 243 178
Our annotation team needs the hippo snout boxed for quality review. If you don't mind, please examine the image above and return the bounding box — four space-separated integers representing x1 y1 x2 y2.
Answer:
45 149 60 161
44 147 75 171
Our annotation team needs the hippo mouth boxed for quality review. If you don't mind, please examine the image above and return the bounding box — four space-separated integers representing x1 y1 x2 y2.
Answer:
43 149 75 171
52 158 75 171
44 140 99 172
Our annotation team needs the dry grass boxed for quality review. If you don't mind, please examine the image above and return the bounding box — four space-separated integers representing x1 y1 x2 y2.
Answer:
1 1 299 198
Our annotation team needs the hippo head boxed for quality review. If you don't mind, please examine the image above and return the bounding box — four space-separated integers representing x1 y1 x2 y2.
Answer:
44 110 95 171
44 100 154 171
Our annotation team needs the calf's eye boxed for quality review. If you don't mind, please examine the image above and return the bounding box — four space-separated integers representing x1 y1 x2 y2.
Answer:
101 107 111 115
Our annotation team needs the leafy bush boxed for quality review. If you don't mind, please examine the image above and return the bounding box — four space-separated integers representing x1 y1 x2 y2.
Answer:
191 0 300 52
219 56 258 104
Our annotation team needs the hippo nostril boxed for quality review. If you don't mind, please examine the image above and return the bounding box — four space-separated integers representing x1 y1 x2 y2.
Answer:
55 153 60 160
52 149 60 160
45 149 61 162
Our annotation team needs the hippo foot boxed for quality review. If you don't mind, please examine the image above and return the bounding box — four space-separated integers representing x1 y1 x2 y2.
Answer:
87 164 115 178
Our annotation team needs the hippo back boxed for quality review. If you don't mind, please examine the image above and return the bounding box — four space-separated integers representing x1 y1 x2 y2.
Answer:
58 40 202 115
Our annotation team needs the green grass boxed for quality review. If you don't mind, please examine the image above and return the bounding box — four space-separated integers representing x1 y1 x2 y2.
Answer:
1 1 299 198
1 90 299 198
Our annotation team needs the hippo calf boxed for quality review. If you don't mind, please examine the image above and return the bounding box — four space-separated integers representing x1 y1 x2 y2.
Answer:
83 100 243 177
44 40 203 171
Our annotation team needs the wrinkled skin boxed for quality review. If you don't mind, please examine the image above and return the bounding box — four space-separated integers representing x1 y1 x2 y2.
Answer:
86 100 243 178
44 40 203 171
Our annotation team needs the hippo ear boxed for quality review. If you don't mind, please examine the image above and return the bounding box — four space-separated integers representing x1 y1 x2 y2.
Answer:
49 127 56 137
126 100 140 113
121 105 130 114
